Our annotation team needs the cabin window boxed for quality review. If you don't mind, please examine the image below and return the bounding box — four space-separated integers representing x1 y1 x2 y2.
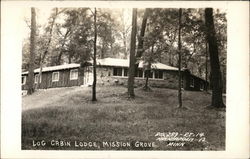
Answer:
190 77 194 87
144 70 153 78
70 69 78 80
155 70 163 79
149 71 153 78
138 69 143 78
22 76 26 85
124 68 128 76
34 74 38 83
113 67 122 76
200 82 204 91
34 74 41 83
52 72 59 82
135 69 143 78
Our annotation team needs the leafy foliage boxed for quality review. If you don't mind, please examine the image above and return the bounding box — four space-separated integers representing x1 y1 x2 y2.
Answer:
22 8 226 90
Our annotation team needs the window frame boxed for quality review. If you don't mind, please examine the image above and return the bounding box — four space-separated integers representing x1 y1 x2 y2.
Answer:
52 72 60 82
148 71 153 79
138 69 143 78
34 74 42 83
135 69 143 78
123 68 128 77
34 74 38 83
143 69 152 79
113 67 123 77
22 76 26 85
70 69 79 80
154 70 164 79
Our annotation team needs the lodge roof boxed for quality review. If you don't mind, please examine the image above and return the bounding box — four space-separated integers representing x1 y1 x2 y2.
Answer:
22 58 179 75
96 58 179 71
22 63 80 75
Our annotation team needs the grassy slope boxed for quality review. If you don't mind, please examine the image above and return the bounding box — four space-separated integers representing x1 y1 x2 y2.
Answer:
22 86 225 150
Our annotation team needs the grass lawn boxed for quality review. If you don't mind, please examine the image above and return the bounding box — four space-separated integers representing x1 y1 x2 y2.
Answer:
22 85 225 150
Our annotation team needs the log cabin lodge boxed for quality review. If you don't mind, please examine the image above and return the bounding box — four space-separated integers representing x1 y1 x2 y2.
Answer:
21 58 208 91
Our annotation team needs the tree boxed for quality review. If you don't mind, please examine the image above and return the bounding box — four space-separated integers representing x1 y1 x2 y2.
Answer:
27 7 36 95
135 8 150 70
142 45 154 91
214 9 227 93
92 8 97 101
53 8 94 64
96 9 116 59
141 20 163 90
55 28 71 65
37 8 59 89
147 8 179 67
180 9 207 76
55 8 117 64
205 41 209 91
119 9 131 58
205 8 225 108
178 8 182 108
127 9 137 98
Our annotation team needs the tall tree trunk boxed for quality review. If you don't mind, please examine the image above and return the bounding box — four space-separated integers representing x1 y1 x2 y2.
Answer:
27 7 36 95
143 61 151 90
56 46 64 65
144 71 149 89
143 45 153 90
205 41 208 91
178 8 182 108
205 8 225 108
92 8 97 101
127 8 137 98
134 8 150 70
38 8 58 89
